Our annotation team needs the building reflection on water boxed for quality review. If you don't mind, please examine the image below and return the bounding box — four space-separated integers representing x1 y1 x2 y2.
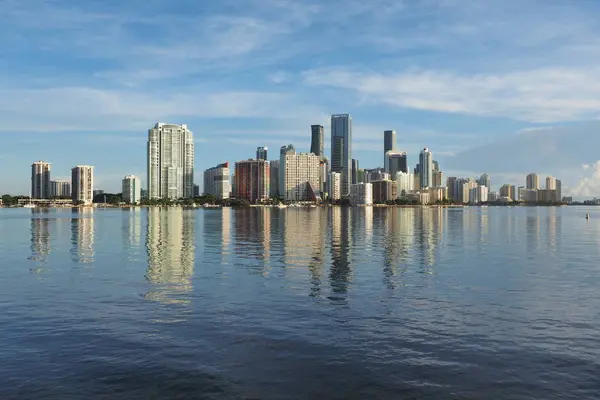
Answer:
144 208 195 305
232 208 272 275
381 208 414 289
30 209 51 264
330 207 352 298
70 208 95 264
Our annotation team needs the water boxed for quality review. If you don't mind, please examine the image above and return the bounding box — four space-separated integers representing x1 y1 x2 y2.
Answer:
1 206 600 399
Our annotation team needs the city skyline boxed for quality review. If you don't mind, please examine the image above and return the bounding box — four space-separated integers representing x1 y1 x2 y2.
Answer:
3 1 600 198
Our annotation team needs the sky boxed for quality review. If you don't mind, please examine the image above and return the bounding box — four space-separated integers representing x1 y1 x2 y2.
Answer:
2 0 600 197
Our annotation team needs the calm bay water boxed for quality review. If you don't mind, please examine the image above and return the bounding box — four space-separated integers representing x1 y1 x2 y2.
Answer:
1 206 600 399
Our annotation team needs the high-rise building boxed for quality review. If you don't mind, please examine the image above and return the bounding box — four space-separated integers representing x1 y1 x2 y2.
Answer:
31 161 51 199
546 176 557 190
279 144 295 194
351 159 359 184
384 130 396 156
122 175 142 204
329 172 341 201
365 168 390 183
71 165 94 205
310 125 324 159
269 160 280 199
446 177 457 200
499 184 516 200
281 151 320 201
469 185 489 204
396 172 414 197
384 151 408 180
256 147 268 161
356 168 366 184
432 160 439 172
526 173 540 190
193 184 200 197
461 179 477 204
418 148 433 189
538 189 558 203
556 180 562 202
432 170 444 188
478 173 491 189
147 122 195 199
350 183 373 205
372 180 397 203
234 159 270 203
319 158 329 197
518 186 526 202
331 114 352 197
203 162 230 199
51 180 71 198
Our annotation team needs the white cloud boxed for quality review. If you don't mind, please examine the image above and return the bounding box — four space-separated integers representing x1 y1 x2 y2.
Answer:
303 67 600 122
570 161 600 198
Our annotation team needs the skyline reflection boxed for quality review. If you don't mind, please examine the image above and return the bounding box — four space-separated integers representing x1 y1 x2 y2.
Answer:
30 209 51 264
70 208 95 264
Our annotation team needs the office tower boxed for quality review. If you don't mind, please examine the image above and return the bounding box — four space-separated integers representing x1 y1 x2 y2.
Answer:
352 159 359 184
350 183 373 205
71 165 94 205
193 184 200 197
234 159 270 203
384 130 396 158
147 122 195 199
526 173 540 190
122 175 142 204
319 158 329 196
432 170 443 187
256 146 268 161
499 184 516 200
372 180 397 203
446 177 457 200
478 173 491 188
31 161 51 199
384 151 408 180
203 162 231 199
546 176 557 190
418 148 433 189
556 180 562 201
331 114 352 197
269 160 280 199
281 151 320 201
310 125 324 158
330 172 341 201
357 168 366 184
396 172 414 197
51 180 71 198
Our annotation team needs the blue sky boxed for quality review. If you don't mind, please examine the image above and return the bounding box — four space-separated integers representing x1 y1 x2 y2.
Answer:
3 0 600 197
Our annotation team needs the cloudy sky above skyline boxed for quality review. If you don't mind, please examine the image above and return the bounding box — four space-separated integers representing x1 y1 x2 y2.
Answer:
2 0 600 196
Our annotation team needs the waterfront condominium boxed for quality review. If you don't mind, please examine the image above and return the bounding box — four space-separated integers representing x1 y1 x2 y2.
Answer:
203 162 231 199
234 159 270 203
310 125 324 159
281 150 321 201
329 171 341 201
331 114 352 197
279 144 295 195
147 122 195 200
51 180 71 198
71 165 94 205
526 173 540 190
269 160 280 199
256 147 268 161
418 148 433 189
122 175 142 204
31 161 51 199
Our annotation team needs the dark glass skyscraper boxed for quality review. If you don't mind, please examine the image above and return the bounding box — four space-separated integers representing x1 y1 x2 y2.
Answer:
352 159 359 184
384 130 396 164
331 114 352 197
256 147 268 161
310 125 324 158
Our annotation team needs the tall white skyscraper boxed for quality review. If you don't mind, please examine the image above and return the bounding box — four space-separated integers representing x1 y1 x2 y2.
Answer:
418 148 433 189
546 176 557 190
71 165 94 205
331 114 352 197
281 151 320 201
526 173 540 190
31 161 51 199
147 123 195 199
122 175 142 204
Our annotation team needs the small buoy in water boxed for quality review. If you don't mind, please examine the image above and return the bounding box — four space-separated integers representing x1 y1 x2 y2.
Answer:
586 213 590 220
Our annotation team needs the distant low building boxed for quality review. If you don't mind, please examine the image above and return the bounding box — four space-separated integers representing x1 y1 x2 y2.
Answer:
428 187 447 203
562 196 573 204
406 191 430 205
